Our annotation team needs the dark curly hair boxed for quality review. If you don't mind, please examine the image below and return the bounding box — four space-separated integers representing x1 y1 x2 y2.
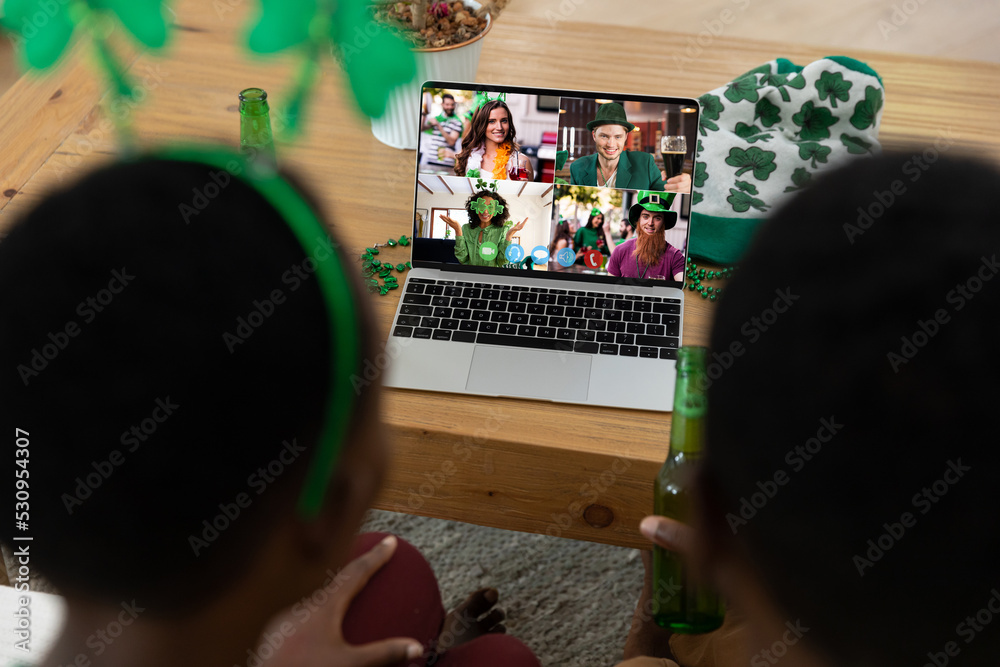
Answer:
702 152 1000 666
464 189 510 229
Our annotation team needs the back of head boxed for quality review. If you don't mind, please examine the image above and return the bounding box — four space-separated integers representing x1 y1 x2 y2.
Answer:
0 156 368 613
703 152 1000 665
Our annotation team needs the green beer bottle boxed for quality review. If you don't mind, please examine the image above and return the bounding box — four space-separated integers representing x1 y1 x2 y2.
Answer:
238 87 276 167
652 345 725 633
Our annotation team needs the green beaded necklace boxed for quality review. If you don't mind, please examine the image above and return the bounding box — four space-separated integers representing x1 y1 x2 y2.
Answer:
684 257 737 301
361 235 413 295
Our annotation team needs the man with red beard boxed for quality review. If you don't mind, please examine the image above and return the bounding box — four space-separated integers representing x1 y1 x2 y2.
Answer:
607 191 685 281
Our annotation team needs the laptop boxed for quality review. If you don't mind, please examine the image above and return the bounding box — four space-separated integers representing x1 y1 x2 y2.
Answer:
383 82 700 412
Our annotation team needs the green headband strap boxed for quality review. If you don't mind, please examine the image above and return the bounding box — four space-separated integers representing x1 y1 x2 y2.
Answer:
146 146 360 519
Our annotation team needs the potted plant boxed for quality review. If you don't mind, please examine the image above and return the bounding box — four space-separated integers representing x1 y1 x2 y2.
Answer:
369 1 501 150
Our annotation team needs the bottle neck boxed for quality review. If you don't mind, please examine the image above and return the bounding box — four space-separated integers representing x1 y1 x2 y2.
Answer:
240 100 269 117
670 369 706 455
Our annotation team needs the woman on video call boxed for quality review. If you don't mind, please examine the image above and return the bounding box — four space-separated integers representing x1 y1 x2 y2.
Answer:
441 190 527 268
454 99 533 181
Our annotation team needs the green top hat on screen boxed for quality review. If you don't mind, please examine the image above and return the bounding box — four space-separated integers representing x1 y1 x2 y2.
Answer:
586 103 636 133
628 190 677 229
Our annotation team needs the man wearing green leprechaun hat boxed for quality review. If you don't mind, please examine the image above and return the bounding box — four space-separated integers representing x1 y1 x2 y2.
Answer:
607 190 685 280
570 103 690 192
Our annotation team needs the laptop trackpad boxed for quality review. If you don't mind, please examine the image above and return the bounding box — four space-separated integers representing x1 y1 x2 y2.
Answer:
466 346 591 401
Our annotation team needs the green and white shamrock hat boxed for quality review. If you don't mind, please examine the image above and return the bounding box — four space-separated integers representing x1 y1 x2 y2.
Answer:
689 56 885 264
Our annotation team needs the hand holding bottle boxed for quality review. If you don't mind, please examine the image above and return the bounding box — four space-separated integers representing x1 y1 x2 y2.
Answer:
640 515 693 554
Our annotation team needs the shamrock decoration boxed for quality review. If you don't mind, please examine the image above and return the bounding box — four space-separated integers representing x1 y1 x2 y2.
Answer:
724 146 778 180
734 122 772 143
792 101 838 141
760 71 806 103
850 85 884 130
840 133 875 155
698 94 724 136
693 161 708 189
0 0 171 109
1 0 171 70
754 97 781 128
797 142 832 168
471 197 503 217
724 75 760 104
815 70 853 108
783 167 812 193
727 188 770 213
734 180 759 196
246 0 416 130
739 63 807 102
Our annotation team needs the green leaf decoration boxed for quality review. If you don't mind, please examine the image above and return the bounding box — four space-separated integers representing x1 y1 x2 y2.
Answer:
850 85 883 130
555 150 568 171
758 70 807 102
797 142 832 168
739 63 772 79
244 0 416 124
724 76 760 104
840 133 875 155
2 0 170 72
472 197 502 216
333 0 416 119
734 121 772 143
697 94 724 136
696 139 704 155
815 70 853 108
792 101 838 141
734 180 758 195
724 147 778 180
699 117 719 136
727 188 770 213
691 192 704 206
467 168 481 179
247 0 316 53
102 0 171 48
754 98 781 128
699 94 724 121
693 161 708 188
783 167 812 193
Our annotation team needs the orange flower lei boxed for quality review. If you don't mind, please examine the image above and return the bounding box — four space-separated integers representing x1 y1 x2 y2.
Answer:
491 142 513 180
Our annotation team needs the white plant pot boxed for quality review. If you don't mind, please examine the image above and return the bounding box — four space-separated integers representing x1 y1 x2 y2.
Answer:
370 1 492 150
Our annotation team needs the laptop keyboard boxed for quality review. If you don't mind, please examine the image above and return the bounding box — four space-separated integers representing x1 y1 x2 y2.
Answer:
392 278 680 359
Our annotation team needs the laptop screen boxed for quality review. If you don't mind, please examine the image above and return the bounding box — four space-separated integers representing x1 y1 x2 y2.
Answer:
411 82 700 287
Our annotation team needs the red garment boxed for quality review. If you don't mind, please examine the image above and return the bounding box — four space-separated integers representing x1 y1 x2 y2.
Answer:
343 533 541 667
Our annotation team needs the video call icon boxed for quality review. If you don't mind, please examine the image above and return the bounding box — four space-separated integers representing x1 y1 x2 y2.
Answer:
479 242 499 261
505 244 525 263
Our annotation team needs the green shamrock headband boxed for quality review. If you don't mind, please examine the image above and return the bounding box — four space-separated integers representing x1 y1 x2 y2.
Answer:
470 90 507 114
0 0 416 137
472 197 503 217
153 145 361 519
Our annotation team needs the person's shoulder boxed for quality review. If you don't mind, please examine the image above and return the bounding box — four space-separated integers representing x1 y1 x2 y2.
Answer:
570 153 596 172
611 237 634 255
625 150 656 166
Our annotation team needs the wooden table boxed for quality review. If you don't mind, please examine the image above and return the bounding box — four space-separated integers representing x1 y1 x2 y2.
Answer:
3 1 1000 550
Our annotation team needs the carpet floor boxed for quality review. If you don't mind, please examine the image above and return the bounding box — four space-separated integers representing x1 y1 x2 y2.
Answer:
361 509 646 667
